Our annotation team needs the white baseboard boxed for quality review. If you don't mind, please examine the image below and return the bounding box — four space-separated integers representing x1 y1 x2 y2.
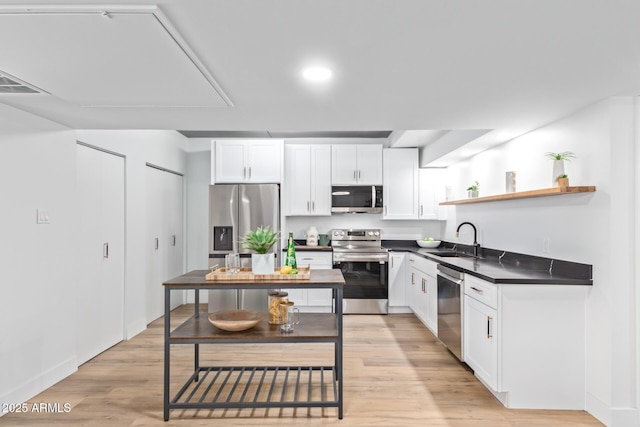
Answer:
388 306 412 314
587 393 640 427
126 320 147 340
0 356 77 417
611 407 640 427
587 393 611 426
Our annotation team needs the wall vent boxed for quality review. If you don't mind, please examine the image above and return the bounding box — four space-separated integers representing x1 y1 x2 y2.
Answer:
0 71 43 94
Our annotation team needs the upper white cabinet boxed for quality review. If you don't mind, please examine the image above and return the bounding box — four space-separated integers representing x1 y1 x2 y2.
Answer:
418 168 446 220
212 139 283 184
383 148 419 219
284 144 331 216
331 144 382 185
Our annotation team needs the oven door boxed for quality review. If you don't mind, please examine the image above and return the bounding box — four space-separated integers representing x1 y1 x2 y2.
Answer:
333 252 388 314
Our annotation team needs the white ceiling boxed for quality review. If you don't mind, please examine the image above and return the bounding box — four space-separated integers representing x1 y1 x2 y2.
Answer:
1 0 640 159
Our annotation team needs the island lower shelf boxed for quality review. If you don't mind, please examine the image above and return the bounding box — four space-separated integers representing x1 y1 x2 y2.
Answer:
170 365 339 412
170 313 338 342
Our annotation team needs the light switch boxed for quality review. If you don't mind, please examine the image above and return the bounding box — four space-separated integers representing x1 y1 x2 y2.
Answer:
37 208 50 224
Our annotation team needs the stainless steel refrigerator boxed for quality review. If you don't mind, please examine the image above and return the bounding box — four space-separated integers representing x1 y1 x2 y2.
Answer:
208 184 280 312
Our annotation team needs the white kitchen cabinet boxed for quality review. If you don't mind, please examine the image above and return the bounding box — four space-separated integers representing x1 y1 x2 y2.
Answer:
212 139 282 183
408 254 438 335
76 143 125 365
331 144 382 185
388 252 411 313
418 168 446 220
282 251 333 312
284 144 331 216
146 165 184 323
464 294 498 390
462 274 588 409
383 148 419 219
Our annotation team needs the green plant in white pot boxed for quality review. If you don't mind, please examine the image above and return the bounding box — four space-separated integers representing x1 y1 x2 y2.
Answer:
546 151 575 186
466 181 480 198
241 226 279 275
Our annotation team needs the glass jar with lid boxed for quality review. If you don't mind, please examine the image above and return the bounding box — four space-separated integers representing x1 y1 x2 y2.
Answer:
268 291 289 324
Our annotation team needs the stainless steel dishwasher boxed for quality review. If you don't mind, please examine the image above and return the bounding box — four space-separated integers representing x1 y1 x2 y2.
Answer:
437 264 464 361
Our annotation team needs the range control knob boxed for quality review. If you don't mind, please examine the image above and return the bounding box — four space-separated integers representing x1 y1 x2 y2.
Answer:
368 231 374 236
374 231 380 236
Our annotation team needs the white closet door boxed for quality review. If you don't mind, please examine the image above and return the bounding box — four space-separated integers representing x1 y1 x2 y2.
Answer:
146 166 184 324
76 144 125 365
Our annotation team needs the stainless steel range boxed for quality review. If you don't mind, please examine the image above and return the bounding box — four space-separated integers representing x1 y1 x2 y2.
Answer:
331 228 389 314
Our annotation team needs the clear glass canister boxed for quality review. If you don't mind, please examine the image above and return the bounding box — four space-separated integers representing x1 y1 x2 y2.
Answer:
268 291 289 324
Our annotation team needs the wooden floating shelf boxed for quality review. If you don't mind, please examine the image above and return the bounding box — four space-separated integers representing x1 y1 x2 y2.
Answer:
439 186 596 205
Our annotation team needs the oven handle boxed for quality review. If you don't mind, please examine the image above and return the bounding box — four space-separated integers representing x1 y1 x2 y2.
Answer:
332 254 389 263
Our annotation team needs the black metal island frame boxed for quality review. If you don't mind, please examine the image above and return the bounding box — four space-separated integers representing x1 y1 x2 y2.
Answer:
162 269 346 421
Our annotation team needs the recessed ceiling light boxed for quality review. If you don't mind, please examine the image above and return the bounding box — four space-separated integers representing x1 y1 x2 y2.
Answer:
302 67 332 82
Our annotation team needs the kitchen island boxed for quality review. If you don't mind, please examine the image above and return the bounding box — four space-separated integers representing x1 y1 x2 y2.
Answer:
162 268 345 421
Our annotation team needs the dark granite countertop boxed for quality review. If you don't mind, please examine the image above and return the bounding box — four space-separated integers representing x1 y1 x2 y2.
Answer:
383 240 592 286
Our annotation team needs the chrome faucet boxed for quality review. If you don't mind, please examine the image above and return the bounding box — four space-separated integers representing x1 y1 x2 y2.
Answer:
456 221 480 257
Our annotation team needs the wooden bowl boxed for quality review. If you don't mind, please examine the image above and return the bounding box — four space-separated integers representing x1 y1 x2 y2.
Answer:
208 310 263 332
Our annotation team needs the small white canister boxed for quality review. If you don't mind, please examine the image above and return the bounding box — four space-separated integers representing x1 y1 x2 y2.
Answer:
306 226 319 246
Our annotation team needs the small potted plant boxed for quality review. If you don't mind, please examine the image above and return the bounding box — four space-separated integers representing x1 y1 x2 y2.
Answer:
557 174 569 187
467 180 479 198
240 225 279 275
546 151 575 186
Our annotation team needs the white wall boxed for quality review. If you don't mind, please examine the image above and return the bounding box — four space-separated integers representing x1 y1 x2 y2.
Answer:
444 97 638 426
0 115 189 410
0 106 78 407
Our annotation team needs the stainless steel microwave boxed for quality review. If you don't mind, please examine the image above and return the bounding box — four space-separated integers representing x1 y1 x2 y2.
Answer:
331 185 383 213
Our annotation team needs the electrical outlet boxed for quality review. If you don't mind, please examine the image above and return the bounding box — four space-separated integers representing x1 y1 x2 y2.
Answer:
542 237 550 254
37 208 50 224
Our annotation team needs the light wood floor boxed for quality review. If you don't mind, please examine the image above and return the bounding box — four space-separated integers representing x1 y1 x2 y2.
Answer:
2 305 602 426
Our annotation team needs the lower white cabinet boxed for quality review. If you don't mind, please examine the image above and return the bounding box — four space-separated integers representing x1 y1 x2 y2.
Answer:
464 294 498 390
282 251 333 312
388 252 411 313
408 254 438 335
463 274 589 409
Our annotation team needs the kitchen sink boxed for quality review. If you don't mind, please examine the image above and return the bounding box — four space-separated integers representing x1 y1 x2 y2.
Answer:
431 251 474 258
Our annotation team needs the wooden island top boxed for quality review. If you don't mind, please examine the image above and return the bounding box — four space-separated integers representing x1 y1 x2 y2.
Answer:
163 268 345 288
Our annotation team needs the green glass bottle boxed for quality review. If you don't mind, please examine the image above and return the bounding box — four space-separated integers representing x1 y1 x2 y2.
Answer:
285 232 297 269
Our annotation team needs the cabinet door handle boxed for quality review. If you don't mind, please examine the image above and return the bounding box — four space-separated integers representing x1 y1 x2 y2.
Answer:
155 237 159 250
353 170 357 181
391 257 394 268
243 166 247 179
422 278 426 293
487 316 493 339
411 272 415 285
420 205 424 217
103 242 109 259
312 201 315 212
307 201 310 212
470 286 484 294
358 170 361 180
172 235 176 246
248 166 251 179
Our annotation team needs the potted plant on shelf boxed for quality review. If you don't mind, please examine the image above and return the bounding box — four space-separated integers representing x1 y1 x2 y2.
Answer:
557 174 569 187
546 151 575 186
467 181 480 198
240 225 279 275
